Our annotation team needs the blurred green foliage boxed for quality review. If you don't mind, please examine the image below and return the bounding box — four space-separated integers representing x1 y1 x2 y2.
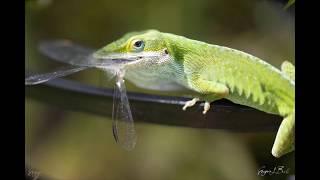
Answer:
284 0 295 10
26 0 294 179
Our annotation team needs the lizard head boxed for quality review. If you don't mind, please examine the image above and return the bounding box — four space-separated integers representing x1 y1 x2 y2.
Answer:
93 29 171 69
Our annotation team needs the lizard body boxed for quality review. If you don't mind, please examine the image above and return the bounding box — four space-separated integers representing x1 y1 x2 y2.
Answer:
94 30 295 158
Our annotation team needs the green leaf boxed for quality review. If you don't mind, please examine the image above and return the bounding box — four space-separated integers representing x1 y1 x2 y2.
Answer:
284 0 295 10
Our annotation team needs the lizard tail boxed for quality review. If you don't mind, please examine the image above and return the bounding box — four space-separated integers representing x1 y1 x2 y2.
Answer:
271 110 295 158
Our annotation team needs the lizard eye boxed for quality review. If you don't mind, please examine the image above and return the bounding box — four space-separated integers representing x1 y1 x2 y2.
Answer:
132 40 145 52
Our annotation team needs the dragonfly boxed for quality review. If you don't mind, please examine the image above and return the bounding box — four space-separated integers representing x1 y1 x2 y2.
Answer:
25 40 159 151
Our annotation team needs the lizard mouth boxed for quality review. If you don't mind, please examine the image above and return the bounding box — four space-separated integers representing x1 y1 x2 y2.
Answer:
90 52 164 67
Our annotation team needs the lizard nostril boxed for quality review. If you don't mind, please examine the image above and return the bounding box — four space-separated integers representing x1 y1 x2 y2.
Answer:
164 49 169 54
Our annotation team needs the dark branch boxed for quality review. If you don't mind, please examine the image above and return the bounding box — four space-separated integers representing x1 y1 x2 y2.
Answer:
25 78 281 132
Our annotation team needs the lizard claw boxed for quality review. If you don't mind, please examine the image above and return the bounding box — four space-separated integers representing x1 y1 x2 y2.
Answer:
202 101 211 114
182 98 199 111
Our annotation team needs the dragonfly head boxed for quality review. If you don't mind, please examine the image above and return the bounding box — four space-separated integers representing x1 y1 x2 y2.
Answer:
93 30 171 68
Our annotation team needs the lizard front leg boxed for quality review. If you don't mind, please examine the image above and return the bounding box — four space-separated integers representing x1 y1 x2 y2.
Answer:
183 77 229 114
182 97 200 111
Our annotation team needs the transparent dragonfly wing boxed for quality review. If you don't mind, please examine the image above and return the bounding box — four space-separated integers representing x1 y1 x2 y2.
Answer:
112 72 137 150
25 66 88 85
39 40 133 68
39 40 96 67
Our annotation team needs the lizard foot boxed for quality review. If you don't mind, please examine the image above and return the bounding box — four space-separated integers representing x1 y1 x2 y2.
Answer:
202 101 211 114
182 98 199 111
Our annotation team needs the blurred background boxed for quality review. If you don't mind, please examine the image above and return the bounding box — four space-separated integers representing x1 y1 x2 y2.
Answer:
25 0 295 179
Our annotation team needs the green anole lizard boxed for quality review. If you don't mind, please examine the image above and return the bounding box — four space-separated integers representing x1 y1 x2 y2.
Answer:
93 30 295 158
